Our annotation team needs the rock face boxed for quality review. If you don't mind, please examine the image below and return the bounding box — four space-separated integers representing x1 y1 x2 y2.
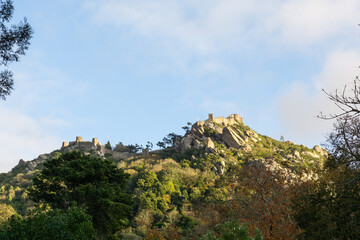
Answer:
204 137 215 150
14 153 51 173
313 145 328 157
249 158 315 183
222 127 247 149
10 137 148 174
211 160 226 175
175 114 259 153
302 151 320 159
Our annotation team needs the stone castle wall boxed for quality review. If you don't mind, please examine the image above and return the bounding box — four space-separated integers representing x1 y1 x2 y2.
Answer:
194 113 243 127
62 137 102 149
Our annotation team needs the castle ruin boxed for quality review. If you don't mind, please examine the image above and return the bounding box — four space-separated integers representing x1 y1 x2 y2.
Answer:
61 136 104 153
194 113 243 127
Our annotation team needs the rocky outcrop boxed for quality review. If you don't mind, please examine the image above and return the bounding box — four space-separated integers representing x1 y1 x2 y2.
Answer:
175 114 259 153
222 127 248 149
211 160 226 175
9 137 147 174
249 158 315 183
204 137 215 150
14 153 51 173
313 145 328 157
302 151 320 159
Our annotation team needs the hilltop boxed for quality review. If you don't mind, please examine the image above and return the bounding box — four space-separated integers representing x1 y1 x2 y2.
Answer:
0 113 327 238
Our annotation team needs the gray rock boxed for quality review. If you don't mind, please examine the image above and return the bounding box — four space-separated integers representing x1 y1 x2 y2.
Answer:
294 151 301 158
302 151 320 158
222 127 247 149
204 137 215 149
211 160 226 175
313 145 328 157
181 136 194 152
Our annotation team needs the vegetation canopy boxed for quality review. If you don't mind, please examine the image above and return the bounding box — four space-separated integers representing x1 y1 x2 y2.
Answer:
28 151 133 239
0 0 33 100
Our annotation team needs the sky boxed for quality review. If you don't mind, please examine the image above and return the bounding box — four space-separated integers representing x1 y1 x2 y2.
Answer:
0 0 360 172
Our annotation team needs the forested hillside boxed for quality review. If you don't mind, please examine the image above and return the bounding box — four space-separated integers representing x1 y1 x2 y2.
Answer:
0 113 335 239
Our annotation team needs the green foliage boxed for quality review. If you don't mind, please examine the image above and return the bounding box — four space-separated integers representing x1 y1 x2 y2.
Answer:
0 0 33 100
178 214 196 230
293 116 360 239
0 206 96 240
0 204 16 224
204 127 218 139
105 141 112 150
28 151 133 239
0 117 331 238
293 165 360 240
156 132 182 149
200 220 262 240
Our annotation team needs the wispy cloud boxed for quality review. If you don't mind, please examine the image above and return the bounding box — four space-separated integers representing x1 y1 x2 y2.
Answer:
84 0 271 54
276 49 360 146
85 0 360 53
0 50 76 172
0 105 63 172
82 0 360 147
270 0 360 47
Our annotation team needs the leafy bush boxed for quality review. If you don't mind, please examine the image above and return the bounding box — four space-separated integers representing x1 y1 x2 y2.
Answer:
0 206 96 240
200 220 262 240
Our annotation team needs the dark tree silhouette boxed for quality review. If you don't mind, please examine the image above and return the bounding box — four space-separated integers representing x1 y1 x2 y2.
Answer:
29 152 133 239
0 0 33 100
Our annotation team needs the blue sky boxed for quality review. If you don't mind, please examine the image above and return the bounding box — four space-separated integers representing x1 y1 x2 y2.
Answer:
0 0 360 172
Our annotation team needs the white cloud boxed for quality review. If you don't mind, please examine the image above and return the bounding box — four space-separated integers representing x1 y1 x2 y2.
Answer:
0 106 63 172
315 50 360 91
85 0 360 53
0 51 75 173
270 0 360 46
84 0 272 53
81 0 360 147
276 49 360 147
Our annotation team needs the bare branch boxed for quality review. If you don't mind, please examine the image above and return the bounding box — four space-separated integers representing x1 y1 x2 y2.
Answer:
319 79 360 119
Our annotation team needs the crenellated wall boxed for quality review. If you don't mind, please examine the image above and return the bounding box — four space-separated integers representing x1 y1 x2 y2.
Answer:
194 113 243 127
63 136 102 149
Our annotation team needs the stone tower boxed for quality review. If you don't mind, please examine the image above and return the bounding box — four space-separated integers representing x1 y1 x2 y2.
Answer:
62 141 68 148
76 136 83 142
208 113 214 122
92 138 98 146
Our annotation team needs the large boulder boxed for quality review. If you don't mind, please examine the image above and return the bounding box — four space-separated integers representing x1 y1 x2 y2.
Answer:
222 127 247 149
302 151 320 159
181 136 194 151
313 145 328 157
204 137 215 150
211 159 226 175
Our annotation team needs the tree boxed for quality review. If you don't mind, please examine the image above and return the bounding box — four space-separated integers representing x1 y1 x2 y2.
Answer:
182 122 192 135
210 162 301 240
200 220 263 240
0 206 96 240
0 0 33 100
105 140 112 150
156 132 182 149
156 141 166 149
29 151 133 239
146 141 153 151
293 77 360 238
293 166 360 240
293 116 360 239
324 115 360 167
126 143 143 153
0 203 16 224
